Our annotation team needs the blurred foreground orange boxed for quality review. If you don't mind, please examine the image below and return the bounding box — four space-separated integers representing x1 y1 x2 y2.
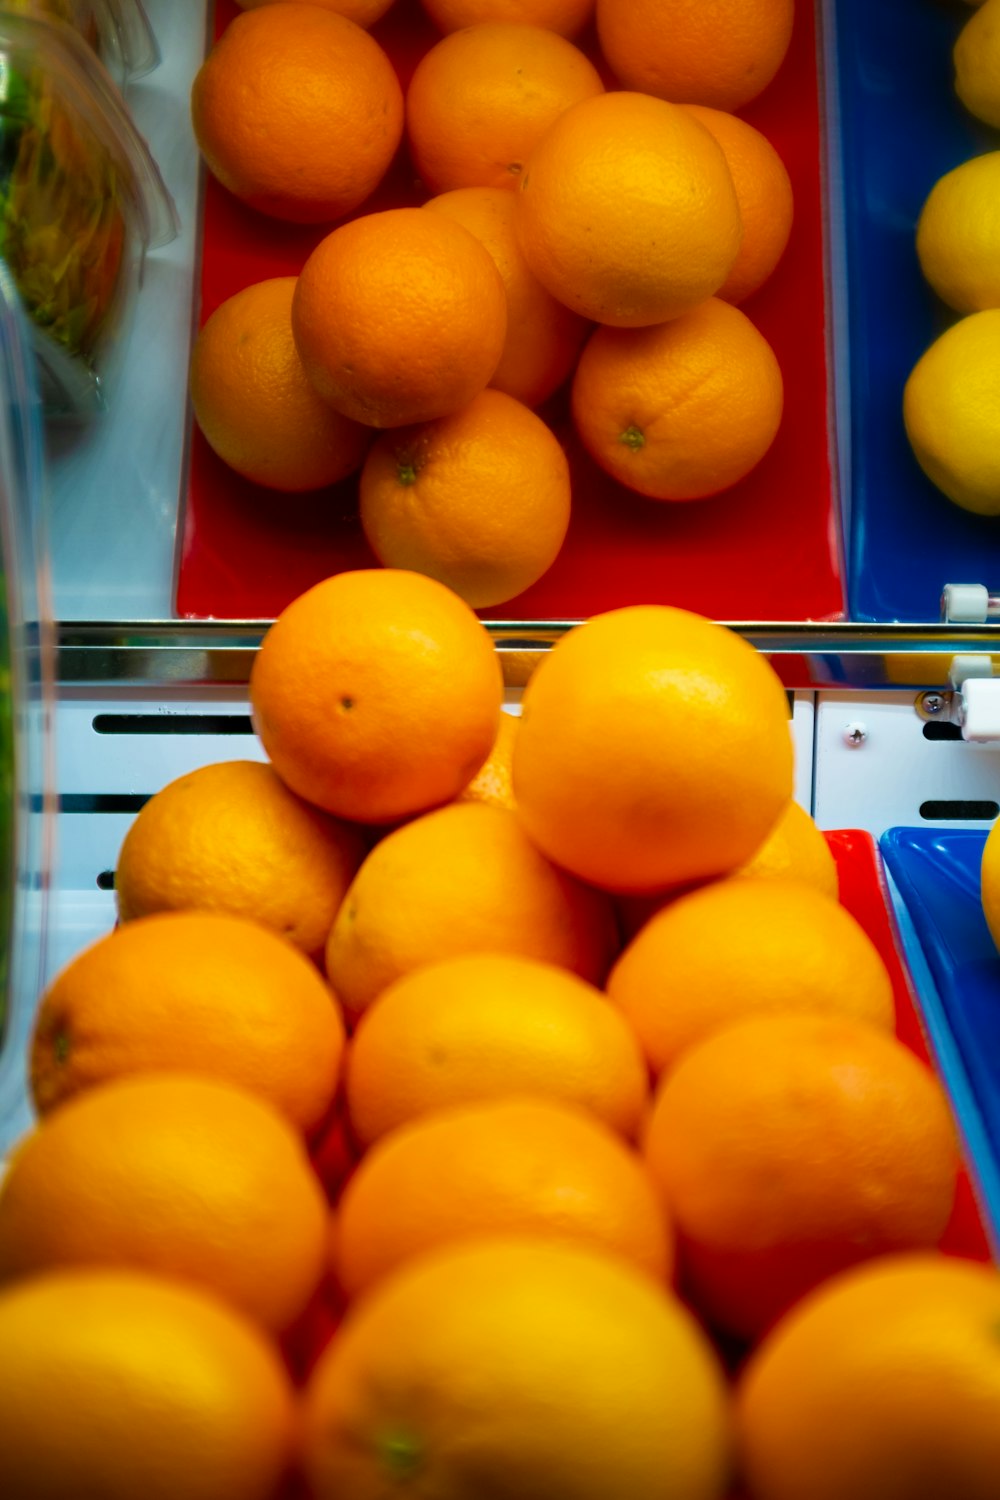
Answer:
334 1096 671 1297
644 1015 959 1339
0 1073 329 1333
0 1270 295 1500
31 910 345 1133
607 875 895 1076
301 1237 732 1500
345 951 649 1145
736 1253 1000 1500
249 569 503 824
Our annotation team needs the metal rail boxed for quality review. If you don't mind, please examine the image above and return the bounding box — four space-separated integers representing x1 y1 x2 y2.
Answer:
54 619 1000 691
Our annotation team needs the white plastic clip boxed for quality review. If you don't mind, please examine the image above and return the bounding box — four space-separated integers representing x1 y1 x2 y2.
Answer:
941 583 991 624
957 677 1000 743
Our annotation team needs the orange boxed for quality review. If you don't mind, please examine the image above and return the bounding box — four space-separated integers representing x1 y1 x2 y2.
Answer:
596 0 795 112
643 1015 960 1340
0 1073 329 1333
515 91 742 327
682 106 794 305
406 24 604 194
114 760 366 961
344 951 650 1145
0 1269 295 1500
511 605 794 892
607 875 894 1077
190 6 404 224
30 910 344 1133
292 208 508 427
737 798 838 896
419 0 595 37
188 278 370 493
236 0 396 24
980 813 1000 952
248 569 503 824
736 1253 1000 1500
334 1097 671 1297
301 1236 732 1500
326 801 619 1015
570 299 784 501
457 707 518 809
358 389 572 608
424 187 590 406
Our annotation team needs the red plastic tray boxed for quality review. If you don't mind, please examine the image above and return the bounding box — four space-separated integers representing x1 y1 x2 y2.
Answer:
176 0 845 623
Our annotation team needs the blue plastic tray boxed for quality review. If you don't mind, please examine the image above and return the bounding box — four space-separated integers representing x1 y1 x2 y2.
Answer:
879 827 1000 1238
832 0 1000 621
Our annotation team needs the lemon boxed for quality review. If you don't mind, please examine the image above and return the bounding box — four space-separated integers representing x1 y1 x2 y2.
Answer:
954 0 1000 128
902 310 1000 516
981 816 1000 953
916 153 1000 313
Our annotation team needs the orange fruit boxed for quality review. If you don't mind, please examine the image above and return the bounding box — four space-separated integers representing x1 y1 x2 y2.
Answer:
419 0 595 37
736 1252 1000 1500
344 951 650 1146
607 875 894 1077
511 605 794 892
114 760 366 961
0 1073 329 1333
515 91 742 327
249 569 504 824
333 1096 672 1297
424 186 590 406
596 0 795 112
188 278 370 493
301 1236 732 1500
190 6 404 224
292 208 508 427
457 707 518 809
681 106 794 305
0 1268 295 1500
235 0 396 24
406 24 604 194
737 799 838 897
643 1015 960 1340
980 813 1000 952
30 910 345 1133
326 801 619 1016
358 389 572 608
570 299 784 501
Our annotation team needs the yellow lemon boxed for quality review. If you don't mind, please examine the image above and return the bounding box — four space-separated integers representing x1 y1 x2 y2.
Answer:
916 153 1000 313
902 310 1000 516
954 0 1000 128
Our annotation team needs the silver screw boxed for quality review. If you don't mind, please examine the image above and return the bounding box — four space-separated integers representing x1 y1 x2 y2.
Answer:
920 693 946 716
843 722 868 748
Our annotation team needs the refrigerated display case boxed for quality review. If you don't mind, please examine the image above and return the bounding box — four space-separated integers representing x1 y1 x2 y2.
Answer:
7 0 1000 1273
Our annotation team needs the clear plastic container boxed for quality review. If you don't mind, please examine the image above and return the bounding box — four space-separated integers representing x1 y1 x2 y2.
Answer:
0 259 53 1156
0 9 178 418
1 0 160 84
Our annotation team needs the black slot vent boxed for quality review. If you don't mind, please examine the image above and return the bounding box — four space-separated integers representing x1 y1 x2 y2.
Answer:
57 794 151 814
921 722 964 741
919 800 999 821
93 714 254 736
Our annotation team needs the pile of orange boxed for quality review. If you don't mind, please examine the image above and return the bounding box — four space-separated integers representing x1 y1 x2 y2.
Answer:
184 0 802 610
1 568 994 1499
